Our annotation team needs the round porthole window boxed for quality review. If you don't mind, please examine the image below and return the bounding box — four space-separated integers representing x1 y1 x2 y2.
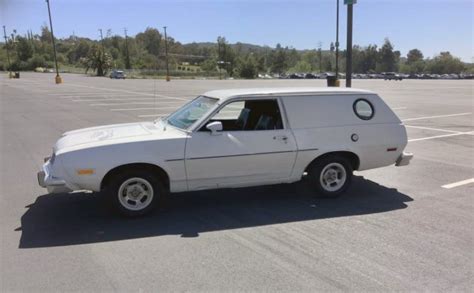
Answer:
353 99 374 120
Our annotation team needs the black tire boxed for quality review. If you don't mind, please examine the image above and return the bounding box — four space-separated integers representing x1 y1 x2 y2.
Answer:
106 169 165 217
307 155 353 198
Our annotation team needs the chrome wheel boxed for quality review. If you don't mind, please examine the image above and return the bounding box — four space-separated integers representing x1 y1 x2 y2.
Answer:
319 162 347 192
118 177 154 211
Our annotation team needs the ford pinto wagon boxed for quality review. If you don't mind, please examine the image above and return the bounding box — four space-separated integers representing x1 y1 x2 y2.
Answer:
38 88 413 216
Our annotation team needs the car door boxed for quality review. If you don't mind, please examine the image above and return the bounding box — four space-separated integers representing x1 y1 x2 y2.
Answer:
185 98 297 190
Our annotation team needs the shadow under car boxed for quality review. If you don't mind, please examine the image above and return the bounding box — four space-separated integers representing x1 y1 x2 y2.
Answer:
18 176 413 248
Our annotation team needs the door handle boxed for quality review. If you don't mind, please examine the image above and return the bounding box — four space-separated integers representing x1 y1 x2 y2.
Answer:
273 135 288 142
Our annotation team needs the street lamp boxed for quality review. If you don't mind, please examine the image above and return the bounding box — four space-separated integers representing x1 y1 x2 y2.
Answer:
45 0 62 84
345 0 356 87
163 26 170 82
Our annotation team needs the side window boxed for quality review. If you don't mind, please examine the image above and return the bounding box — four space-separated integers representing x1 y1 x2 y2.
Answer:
353 99 374 120
202 99 284 131
213 101 245 120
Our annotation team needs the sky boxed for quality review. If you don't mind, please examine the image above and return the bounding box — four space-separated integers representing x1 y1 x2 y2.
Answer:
1 0 473 62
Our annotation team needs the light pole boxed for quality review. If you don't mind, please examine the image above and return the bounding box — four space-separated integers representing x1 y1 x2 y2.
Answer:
45 0 62 84
163 26 170 82
2 26 12 77
318 41 322 73
217 39 222 80
335 0 340 80
124 28 131 69
345 0 356 87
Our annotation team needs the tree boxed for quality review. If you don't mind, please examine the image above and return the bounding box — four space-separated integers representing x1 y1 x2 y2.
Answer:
135 27 161 56
256 55 266 72
216 36 236 76
39 25 52 43
200 58 217 72
1 25 470 77
80 45 112 76
28 54 47 68
16 36 34 61
377 38 397 72
301 51 318 71
361 45 378 73
406 49 424 64
236 54 258 78
425 52 465 74
289 60 312 73
271 44 288 74
321 54 333 72
67 40 91 64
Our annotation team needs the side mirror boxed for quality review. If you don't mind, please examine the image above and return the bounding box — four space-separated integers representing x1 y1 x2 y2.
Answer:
206 121 223 135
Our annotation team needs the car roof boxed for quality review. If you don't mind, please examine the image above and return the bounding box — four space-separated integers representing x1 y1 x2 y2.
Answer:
204 87 376 101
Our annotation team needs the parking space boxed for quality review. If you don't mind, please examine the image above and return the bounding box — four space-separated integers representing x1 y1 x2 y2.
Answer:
1 73 473 291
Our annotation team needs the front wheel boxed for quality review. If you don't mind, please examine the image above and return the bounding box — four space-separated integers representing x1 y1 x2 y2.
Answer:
307 156 353 197
106 170 164 217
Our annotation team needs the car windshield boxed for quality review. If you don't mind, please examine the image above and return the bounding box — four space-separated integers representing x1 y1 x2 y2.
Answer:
166 96 218 130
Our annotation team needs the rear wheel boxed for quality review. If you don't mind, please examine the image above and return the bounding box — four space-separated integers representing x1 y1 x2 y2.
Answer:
307 155 353 197
107 170 164 217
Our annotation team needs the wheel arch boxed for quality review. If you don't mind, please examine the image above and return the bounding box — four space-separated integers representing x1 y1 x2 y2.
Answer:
100 163 170 192
304 151 360 173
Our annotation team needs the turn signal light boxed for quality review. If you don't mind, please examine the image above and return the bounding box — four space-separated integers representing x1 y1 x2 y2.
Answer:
77 169 95 175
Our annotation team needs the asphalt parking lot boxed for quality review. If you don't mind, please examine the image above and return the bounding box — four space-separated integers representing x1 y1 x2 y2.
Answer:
1 72 473 291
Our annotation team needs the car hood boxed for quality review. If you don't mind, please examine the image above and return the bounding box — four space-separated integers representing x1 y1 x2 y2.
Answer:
54 121 183 153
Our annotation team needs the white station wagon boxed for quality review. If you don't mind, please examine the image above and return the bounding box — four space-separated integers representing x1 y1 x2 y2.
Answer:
38 88 413 216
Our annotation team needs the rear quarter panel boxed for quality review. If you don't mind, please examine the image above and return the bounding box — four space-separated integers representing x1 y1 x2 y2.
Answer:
281 94 407 179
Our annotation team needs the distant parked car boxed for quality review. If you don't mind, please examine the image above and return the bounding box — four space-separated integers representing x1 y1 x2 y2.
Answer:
449 74 460 79
110 70 126 79
289 73 304 79
369 73 383 79
382 72 403 81
304 73 318 79
319 72 330 79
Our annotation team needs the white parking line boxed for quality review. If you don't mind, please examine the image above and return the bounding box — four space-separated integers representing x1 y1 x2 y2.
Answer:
110 107 179 111
73 97 184 102
48 92 107 96
92 101 183 106
61 82 190 101
402 112 472 121
442 178 474 189
408 131 474 142
60 94 135 99
404 125 463 134
138 114 170 118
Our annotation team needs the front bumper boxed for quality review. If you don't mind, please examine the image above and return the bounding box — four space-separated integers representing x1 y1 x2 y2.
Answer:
37 160 73 193
395 152 413 167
